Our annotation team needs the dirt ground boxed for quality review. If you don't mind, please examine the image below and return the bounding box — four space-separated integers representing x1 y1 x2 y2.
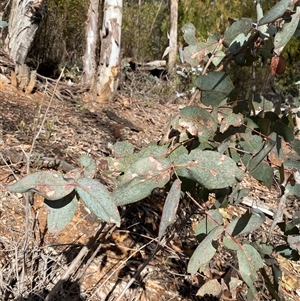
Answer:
1 78 300 301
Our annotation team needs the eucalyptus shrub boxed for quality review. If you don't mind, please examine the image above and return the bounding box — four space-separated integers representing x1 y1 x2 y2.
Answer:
7 0 300 298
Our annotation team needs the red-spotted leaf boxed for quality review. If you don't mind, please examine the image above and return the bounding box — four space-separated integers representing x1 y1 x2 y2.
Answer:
113 165 171 206
80 154 97 178
44 192 78 234
76 178 120 226
158 179 181 241
176 150 244 189
7 171 75 201
178 106 217 143
113 155 171 205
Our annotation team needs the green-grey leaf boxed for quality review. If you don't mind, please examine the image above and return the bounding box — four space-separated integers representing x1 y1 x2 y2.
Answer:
113 172 170 206
179 106 217 142
287 235 300 253
158 179 181 241
285 183 300 197
80 154 97 178
113 140 135 157
182 23 198 45
188 225 224 275
247 135 276 172
237 244 264 294
194 72 234 107
110 143 169 175
226 210 265 237
44 192 78 234
258 0 292 26
118 155 171 185
176 150 244 189
228 33 250 54
194 210 223 243
224 18 252 47
274 7 300 53
271 121 294 142
250 161 274 188
239 133 264 153
196 279 222 298
0 21 8 29
7 171 75 201
212 50 225 66
219 109 244 133
76 178 120 226
183 43 210 66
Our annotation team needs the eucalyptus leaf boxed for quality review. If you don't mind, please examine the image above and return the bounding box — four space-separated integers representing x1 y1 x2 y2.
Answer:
194 72 234 107
7 171 75 201
44 192 78 234
182 23 198 45
76 178 120 226
113 171 170 206
183 42 210 66
0 21 8 29
187 226 224 275
274 7 300 53
212 50 226 66
258 0 292 26
250 161 274 188
226 210 265 237
237 244 263 294
224 18 252 47
80 154 96 178
196 279 222 297
177 150 244 189
194 210 224 243
247 134 276 172
219 109 244 133
113 140 135 157
178 106 217 142
271 121 294 142
239 133 264 153
158 179 181 241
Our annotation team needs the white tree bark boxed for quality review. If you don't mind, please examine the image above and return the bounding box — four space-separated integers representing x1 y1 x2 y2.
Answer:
82 0 99 88
168 0 178 78
7 0 45 64
96 0 122 102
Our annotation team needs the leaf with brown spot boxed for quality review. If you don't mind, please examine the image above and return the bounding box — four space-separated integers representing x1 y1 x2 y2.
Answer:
7 171 75 201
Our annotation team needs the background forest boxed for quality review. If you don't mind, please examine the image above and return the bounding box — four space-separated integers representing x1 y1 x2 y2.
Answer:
1 0 300 95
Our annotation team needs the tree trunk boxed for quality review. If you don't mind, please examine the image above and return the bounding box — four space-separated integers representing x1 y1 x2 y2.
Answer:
96 0 122 103
7 0 45 64
168 0 178 78
82 0 99 88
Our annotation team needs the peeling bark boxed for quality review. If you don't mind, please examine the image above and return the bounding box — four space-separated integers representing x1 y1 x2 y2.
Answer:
7 0 45 64
168 0 178 78
96 0 122 103
82 0 99 88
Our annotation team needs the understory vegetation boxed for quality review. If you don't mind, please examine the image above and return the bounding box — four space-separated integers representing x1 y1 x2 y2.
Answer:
2 0 300 300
